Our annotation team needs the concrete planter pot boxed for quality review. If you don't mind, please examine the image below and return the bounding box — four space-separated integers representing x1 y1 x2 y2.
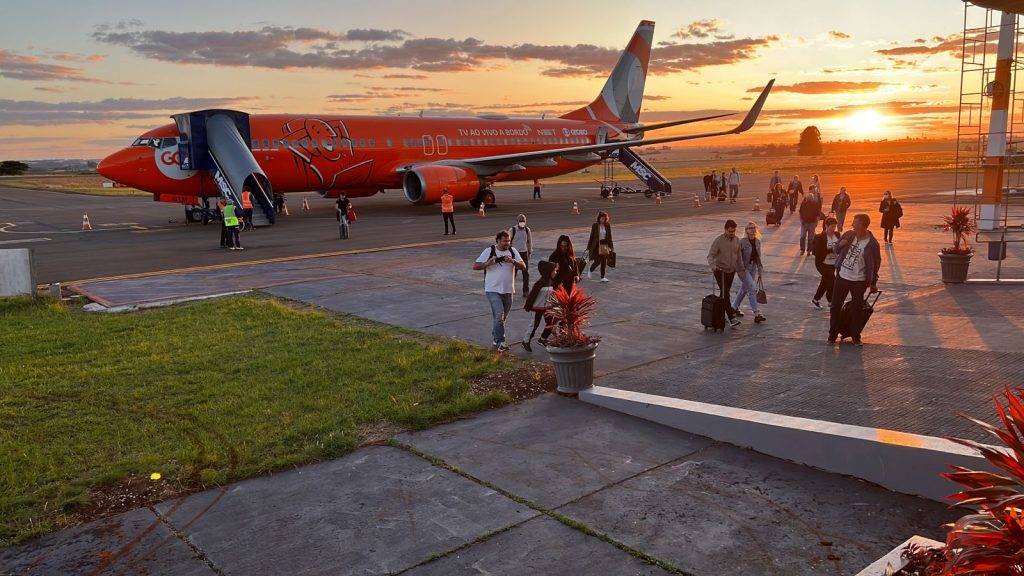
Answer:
938 250 972 284
854 536 943 576
546 342 598 396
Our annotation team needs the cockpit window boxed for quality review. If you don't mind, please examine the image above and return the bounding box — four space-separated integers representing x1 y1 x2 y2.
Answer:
131 137 161 148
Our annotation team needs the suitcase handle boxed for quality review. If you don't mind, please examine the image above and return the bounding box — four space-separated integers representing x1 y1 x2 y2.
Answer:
866 290 882 308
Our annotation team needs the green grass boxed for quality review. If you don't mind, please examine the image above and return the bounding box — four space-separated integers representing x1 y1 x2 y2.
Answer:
0 296 511 546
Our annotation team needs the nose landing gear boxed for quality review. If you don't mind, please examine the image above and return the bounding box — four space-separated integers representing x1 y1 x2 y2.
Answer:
469 189 497 210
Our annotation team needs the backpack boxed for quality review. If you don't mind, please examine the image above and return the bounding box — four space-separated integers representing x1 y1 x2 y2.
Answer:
482 245 520 277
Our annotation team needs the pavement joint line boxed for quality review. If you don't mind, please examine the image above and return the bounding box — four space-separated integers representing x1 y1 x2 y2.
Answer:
389 437 696 576
147 505 226 576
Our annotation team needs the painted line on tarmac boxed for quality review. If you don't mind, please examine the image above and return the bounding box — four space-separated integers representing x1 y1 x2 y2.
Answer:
0 237 50 245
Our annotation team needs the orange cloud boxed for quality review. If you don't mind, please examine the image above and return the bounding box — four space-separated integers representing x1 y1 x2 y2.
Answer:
748 81 890 94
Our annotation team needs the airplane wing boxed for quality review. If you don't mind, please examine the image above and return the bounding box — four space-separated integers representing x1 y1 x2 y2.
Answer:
435 80 773 171
622 112 736 134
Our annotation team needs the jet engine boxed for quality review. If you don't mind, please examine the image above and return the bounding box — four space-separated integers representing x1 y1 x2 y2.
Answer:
403 165 481 205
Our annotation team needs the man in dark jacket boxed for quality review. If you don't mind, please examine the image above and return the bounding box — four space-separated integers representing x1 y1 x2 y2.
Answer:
828 213 881 346
798 192 822 255
830 186 852 232
787 175 803 214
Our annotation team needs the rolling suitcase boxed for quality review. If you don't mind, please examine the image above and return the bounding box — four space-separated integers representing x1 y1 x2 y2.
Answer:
837 290 881 339
766 209 778 226
701 279 727 332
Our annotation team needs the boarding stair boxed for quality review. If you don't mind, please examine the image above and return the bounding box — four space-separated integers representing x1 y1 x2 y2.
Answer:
171 110 275 227
616 147 672 196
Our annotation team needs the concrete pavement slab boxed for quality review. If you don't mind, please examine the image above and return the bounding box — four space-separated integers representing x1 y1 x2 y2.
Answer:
558 443 956 576
155 445 536 576
403 515 671 576
0 507 214 576
395 395 714 509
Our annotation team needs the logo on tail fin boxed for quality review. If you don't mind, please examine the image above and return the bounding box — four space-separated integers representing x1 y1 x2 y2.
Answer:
562 21 654 125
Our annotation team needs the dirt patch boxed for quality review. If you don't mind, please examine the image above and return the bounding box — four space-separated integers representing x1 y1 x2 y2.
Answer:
358 422 403 445
471 362 556 402
69 475 186 526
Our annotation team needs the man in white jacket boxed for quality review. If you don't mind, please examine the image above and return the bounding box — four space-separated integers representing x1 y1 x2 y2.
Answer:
728 168 741 204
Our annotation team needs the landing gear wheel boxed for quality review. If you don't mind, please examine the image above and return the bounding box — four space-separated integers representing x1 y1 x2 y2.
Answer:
600 187 610 198
482 190 496 209
611 186 622 197
186 206 202 223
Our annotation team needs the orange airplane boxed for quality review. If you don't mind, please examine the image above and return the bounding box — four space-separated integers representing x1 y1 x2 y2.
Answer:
98 20 774 225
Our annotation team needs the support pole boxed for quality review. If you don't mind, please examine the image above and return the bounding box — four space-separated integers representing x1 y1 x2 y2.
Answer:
979 11 1017 231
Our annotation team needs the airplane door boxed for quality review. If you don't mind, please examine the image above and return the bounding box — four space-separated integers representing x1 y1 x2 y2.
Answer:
597 127 608 144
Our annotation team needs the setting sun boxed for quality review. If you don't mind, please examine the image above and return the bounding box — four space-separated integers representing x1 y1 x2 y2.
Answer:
838 109 888 138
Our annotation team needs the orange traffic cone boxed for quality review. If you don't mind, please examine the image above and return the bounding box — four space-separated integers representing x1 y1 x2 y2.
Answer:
571 201 580 215
302 197 310 211
692 194 702 208
82 214 93 231
283 201 290 216
753 197 761 211
478 203 486 217
655 194 663 205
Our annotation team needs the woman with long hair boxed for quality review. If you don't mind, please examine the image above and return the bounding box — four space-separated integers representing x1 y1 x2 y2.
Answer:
770 183 787 227
548 234 580 293
879 190 903 244
812 215 842 309
732 221 766 323
586 211 614 282
521 260 559 351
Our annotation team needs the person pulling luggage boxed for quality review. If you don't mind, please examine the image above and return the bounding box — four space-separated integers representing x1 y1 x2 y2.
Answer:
707 219 744 328
828 213 881 346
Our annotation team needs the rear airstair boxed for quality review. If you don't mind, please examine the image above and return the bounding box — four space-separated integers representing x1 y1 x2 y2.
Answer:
172 110 275 226
616 147 672 196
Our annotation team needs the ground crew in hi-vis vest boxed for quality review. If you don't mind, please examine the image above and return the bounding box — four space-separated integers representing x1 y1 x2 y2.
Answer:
240 190 254 231
441 189 456 235
222 202 242 250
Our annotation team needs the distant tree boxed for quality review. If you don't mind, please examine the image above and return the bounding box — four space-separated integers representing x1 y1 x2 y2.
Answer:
0 161 29 175
797 126 824 156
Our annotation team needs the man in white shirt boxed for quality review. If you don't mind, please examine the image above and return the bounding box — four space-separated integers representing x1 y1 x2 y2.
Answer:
828 213 881 346
473 230 526 352
728 168 741 203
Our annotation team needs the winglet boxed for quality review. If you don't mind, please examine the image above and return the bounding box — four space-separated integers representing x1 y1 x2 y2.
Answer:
733 79 774 134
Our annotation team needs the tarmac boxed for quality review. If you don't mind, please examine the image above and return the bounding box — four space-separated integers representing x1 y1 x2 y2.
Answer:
1 170 960 283
4 172 1021 574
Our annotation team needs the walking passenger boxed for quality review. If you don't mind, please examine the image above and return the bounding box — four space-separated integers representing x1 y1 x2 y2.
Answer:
222 200 242 250
728 167 741 203
718 170 729 201
733 222 766 323
768 170 782 200
707 219 744 327
831 186 852 232
336 193 351 239
533 179 542 200
798 189 822 255
473 230 526 352
549 234 581 293
521 260 559 351
703 172 715 200
770 183 788 227
828 213 881 346
441 188 456 235
586 211 614 282
879 190 903 244
510 214 533 295
787 175 803 214
812 216 841 309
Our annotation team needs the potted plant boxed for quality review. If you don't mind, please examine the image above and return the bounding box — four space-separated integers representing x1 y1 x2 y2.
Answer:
862 387 1024 575
545 285 600 396
939 205 977 283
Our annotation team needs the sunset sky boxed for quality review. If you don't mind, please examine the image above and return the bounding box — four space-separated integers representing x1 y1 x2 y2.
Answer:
0 0 980 160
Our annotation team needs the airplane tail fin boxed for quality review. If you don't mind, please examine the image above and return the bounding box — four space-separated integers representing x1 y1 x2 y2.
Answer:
561 20 654 125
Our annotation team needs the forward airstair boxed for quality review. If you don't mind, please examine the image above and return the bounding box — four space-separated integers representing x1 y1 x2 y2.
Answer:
172 110 276 226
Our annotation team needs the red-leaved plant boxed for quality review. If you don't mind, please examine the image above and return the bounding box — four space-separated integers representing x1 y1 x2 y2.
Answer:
545 285 600 348
904 388 1024 574
941 205 977 255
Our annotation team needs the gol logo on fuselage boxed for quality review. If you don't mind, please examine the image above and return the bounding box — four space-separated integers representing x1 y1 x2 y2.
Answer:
155 147 197 181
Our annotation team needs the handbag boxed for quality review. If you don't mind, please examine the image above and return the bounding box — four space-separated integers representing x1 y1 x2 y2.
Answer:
756 275 768 305
347 208 357 222
598 243 610 257
608 251 617 268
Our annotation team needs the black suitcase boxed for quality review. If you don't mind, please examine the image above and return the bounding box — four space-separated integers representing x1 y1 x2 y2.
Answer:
837 291 881 339
701 280 727 331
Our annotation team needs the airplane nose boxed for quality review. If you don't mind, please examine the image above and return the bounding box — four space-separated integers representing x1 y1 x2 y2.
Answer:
97 147 143 185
